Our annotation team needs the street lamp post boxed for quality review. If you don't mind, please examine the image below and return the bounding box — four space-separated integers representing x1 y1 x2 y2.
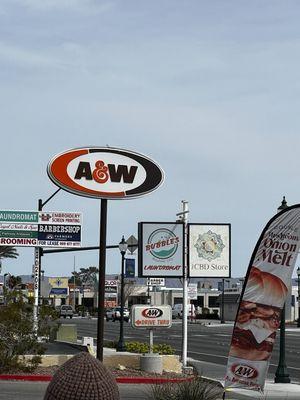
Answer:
297 267 300 328
116 236 128 352
274 196 291 384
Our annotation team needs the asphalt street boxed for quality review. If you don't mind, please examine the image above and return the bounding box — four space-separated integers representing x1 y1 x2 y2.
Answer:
60 317 300 383
0 381 148 400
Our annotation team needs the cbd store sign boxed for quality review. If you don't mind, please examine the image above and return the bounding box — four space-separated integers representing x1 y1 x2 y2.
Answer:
47 147 164 199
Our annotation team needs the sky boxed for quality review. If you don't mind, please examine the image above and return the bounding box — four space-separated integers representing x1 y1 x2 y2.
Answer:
1 0 300 280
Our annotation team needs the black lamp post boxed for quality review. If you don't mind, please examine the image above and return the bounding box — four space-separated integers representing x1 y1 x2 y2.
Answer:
297 267 300 328
116 236 128 352
274 196 291 383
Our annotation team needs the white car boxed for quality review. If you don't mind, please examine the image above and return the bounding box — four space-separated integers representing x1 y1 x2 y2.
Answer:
172 304 195 319
59 305 74 319
106 307 130 322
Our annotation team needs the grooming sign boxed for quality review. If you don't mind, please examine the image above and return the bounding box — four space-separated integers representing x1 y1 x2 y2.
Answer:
0 210 82 248
138 222 184 277
131 305 172 328
47 147 164 200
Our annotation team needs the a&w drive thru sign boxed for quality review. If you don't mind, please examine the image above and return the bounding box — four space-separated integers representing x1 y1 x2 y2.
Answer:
131 305 172 328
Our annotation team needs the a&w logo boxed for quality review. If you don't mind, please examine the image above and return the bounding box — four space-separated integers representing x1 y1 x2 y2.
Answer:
47 147 164 200
231 364 258 379
142 308 163 318
74 159 137 184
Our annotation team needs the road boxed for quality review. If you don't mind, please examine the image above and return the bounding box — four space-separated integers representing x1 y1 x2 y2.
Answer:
0 381 147 400
61 317 300 383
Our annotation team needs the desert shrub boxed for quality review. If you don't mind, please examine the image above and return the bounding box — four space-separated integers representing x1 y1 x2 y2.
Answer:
152 343 175 355
125 341 175 355
148 377 223 400
125 341 149 354
38 304 60 341
103 340 175 355
0 290 44 372
104 340 118 349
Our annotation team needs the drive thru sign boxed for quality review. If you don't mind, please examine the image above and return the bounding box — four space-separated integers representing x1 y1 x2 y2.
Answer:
131 305 172 328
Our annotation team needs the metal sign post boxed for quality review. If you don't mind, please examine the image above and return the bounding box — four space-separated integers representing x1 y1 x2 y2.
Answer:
96 199 108 361
33 247 40 335
149 329 154 353
176 200 189 368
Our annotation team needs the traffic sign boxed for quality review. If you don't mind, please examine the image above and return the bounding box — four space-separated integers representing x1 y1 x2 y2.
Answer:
188 283 198 300
147 278 165 286
126 235 138 254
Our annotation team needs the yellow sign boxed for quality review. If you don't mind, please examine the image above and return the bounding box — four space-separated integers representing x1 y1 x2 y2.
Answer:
49 277 69 289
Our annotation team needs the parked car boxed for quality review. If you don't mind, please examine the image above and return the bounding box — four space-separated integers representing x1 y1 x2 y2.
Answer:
106 307 130 322
172 304 195 319
59 305 74 319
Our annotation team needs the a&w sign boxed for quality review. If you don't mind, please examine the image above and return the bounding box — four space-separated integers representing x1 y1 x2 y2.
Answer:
47 147 164 200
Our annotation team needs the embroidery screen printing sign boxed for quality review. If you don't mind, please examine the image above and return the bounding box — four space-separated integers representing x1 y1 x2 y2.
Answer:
0 210 82 248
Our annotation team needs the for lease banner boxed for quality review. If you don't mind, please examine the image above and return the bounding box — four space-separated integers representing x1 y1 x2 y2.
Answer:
188 223 231 278
224 205 300 395
0 210 82 248
138 222 184 277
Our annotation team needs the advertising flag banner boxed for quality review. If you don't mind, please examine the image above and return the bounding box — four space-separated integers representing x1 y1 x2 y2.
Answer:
138 222 184 277
125 258 135 278
189 223 231 278
224 205 300 394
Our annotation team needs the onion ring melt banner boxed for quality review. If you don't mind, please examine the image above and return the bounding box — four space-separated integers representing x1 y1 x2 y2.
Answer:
224 205 300 394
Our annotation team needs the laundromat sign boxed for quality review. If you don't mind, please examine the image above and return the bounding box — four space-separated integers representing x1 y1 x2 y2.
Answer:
47 147 164 199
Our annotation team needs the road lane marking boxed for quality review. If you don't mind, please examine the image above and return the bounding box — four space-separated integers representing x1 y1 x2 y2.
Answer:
187 351 300 371
188 351 228 359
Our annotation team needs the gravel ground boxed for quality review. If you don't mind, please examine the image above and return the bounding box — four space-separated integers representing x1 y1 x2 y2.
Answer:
2 365 194 379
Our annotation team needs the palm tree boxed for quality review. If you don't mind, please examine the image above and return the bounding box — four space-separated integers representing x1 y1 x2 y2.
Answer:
0 247 19 260
7 275 22 289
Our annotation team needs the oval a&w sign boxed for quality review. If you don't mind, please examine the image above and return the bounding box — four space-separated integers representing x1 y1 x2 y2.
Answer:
47 147 164 199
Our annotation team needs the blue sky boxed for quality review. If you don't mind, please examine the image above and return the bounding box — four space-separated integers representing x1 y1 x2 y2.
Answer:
1 1 300 279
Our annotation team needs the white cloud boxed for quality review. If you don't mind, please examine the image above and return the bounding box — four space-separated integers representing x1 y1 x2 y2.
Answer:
6 0 114 13
0 42 64 69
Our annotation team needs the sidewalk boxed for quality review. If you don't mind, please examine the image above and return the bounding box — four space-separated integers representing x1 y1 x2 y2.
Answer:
188 358 300 400
225 382 300 399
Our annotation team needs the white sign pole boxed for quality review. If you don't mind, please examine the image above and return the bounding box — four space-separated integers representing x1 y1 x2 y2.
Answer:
149 329 153 353
178 200 189 368
33 247 40 336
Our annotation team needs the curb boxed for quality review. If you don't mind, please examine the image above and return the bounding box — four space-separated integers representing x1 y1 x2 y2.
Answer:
0 375 52 382
0 375 194 384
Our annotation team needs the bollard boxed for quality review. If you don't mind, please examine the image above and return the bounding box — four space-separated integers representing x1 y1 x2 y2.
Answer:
140 353 163 374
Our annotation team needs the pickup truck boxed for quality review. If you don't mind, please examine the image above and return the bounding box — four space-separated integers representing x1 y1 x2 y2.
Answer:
106 307 130 322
